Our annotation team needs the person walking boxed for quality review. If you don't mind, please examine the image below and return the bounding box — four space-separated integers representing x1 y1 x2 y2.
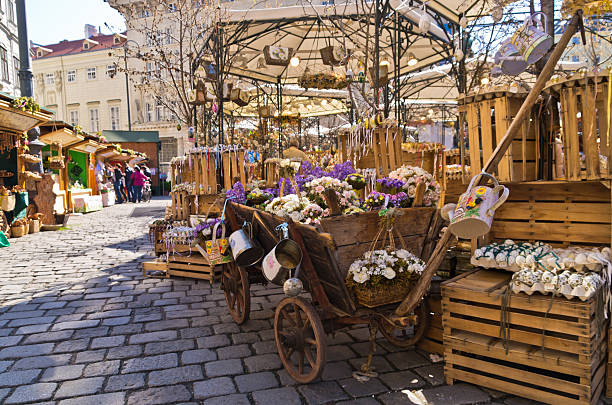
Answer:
132 166 147 203
113 165 124 204
125 165 134 202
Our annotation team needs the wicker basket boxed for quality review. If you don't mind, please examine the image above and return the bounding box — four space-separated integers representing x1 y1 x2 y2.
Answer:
30 219 40 233
0 195 15 211
24 221 29 234
10 225 25 238
353 283 412 308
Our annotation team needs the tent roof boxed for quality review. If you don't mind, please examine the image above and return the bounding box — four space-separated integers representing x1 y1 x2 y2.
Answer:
223 0 454 85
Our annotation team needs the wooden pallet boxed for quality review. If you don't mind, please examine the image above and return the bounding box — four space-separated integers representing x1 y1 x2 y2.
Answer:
142 261 169 278
545 72 611 181
442 269 607 405
490 181 611 247
166 254 224 284
339 126 403 176
458 91 538 182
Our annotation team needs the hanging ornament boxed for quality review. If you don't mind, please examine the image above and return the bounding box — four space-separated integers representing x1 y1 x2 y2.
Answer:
454 36 464 61
212 103 218 114
418 4 432 34
459 13 468 29
177 123 182 131
491 4 503 23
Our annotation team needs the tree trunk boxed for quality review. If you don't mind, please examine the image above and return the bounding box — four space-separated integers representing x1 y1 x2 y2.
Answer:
535 0 555 75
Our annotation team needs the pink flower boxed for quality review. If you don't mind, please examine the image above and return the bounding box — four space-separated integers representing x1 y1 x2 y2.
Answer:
315 185 324 193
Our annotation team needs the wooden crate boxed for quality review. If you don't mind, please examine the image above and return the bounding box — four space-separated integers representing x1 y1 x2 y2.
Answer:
166 255 224 284
458 91 538 182
442 269 607 405
548 73 611 181
417 291 443 355
339 126 403 176
490 181 611 247
401 143 445 180
142 261 169 278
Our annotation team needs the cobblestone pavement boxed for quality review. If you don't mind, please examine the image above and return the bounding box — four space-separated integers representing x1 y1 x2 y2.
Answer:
0 198 553 404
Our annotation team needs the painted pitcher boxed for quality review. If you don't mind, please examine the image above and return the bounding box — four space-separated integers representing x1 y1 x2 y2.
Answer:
495 39 528 76
510 12 552 65
442 172 509 239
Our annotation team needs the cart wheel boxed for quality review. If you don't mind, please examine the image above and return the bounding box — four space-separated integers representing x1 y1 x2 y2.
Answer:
274 296 326 383
222 262 250 324
379 301 429 348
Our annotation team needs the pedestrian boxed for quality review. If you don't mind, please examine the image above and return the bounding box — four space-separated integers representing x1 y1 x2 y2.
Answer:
132 166 147 203
125 164 134 202
113 165 124 204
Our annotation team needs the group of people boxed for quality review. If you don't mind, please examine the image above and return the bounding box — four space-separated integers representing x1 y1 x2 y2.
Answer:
108 163 150 204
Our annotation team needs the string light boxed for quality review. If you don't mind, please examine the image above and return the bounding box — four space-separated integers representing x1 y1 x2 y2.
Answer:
290 56 300 67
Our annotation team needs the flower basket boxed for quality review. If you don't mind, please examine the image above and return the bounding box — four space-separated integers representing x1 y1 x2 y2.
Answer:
263 45 293 66
298 69 348 90
1 194 15 211
353 281 413 308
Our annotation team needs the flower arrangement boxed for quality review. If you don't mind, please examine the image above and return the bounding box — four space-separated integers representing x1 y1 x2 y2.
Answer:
246 188 274 206
364 191 410 210
264 194 310 222
12 97 40 113
300 203 330 225
376 177 405 193
388 165 440 207
346 248 425 307
193 218 224 240
226 182 246 205
302 176 359 211
298 70 348 90
345 173 367 190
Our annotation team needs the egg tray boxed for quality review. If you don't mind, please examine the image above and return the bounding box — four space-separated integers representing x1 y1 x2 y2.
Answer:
511 282 598 301
471 256 604 273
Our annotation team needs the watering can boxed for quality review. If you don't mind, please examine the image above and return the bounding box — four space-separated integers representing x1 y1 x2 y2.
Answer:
441 172 509 239
262 223 303 286
510 12 552 65
494 39 528 76
228 221 264 267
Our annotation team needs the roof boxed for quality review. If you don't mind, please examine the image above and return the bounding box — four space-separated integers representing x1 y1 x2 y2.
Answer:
102 130 160 143
32 32 127 59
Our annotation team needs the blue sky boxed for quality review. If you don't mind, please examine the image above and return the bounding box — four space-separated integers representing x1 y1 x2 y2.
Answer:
26 0 126 45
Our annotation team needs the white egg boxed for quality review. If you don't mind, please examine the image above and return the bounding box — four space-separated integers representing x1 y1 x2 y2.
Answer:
575 253 588 265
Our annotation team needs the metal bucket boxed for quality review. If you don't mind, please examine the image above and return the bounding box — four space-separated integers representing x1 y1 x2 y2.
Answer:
228 222 264 267
495 39 528 76
510 12 552 65
262 239 303 285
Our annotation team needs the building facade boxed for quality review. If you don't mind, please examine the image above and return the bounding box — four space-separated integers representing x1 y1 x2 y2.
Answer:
31 26 190 174
0 0 21 97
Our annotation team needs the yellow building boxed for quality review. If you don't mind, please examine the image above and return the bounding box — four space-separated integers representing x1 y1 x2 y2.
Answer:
31 27 189 172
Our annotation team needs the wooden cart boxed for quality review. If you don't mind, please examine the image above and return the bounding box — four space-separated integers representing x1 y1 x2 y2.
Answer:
223 202 446 383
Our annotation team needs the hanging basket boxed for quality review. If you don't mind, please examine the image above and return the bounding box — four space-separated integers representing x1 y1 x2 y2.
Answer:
263 45 293 66
353 281 416 308
298 69 348 90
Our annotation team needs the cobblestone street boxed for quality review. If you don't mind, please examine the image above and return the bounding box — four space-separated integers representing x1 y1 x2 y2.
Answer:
0 199 546 404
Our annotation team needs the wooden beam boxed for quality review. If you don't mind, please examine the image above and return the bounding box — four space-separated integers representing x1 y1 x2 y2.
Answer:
479 10 584 182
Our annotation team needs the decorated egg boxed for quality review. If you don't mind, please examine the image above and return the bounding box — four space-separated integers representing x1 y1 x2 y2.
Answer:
575 253 588 265
568 273 584 289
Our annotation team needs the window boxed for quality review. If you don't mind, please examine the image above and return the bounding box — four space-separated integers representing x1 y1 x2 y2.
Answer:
69 110 79 126
67 70 76 82
165 28 173 44
45 73 54 85
83 42 89 50
7 0 14 23
168 3 177 11
572 55 580 62
160 138 178 163
155 102 164 121
0 47 8 82
106 65 116 78
87 67 96 80
110 106 120 130
114 37 120 44
145 103 153 122
572 37 580 45
12 57 18 84
89 108 99 132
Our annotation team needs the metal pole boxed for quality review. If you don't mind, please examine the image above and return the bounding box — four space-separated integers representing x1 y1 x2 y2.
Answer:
217 25 224 146
277 79 282 157
124 47 132 131
317 117 321 150
374 0 380 112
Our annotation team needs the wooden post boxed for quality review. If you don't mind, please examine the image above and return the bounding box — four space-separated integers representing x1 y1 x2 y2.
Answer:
479 10 584 181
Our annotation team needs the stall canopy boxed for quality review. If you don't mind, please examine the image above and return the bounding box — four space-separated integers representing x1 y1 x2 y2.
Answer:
222 0 456 85
101 130 160 144
39 121 84 147
0 93 53 134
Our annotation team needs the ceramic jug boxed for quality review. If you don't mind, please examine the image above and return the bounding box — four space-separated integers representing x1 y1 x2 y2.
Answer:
510 12 552 65
442 172 509 239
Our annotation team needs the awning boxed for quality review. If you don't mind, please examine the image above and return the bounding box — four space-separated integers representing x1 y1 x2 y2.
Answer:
66 139 104 154
39 127 84 147
96 146 122 160
0 94 53 134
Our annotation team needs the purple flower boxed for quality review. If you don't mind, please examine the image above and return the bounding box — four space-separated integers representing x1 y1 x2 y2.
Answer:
377 177 405 189
327 161 355 180
226 182 246 204
194 218 224 238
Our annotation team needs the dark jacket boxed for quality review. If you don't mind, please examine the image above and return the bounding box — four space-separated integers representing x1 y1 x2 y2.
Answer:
125 167 133 186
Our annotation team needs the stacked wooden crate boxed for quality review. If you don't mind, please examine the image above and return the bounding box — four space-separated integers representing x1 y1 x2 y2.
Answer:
338 126 403 176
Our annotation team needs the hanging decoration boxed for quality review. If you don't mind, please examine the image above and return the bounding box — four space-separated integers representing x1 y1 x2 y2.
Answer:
417 4 432 34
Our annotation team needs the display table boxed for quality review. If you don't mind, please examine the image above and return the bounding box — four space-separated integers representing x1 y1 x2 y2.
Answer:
68 188 92 208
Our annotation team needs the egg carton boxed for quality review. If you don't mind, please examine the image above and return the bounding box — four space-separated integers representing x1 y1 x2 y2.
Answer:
511 282 597 301
470 257 521 272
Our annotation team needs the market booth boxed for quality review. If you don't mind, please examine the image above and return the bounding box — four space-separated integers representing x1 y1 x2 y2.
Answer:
0 94 54 237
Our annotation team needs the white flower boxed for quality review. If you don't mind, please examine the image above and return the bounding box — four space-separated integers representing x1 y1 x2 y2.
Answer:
383 267 396 279
353 272 369 283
